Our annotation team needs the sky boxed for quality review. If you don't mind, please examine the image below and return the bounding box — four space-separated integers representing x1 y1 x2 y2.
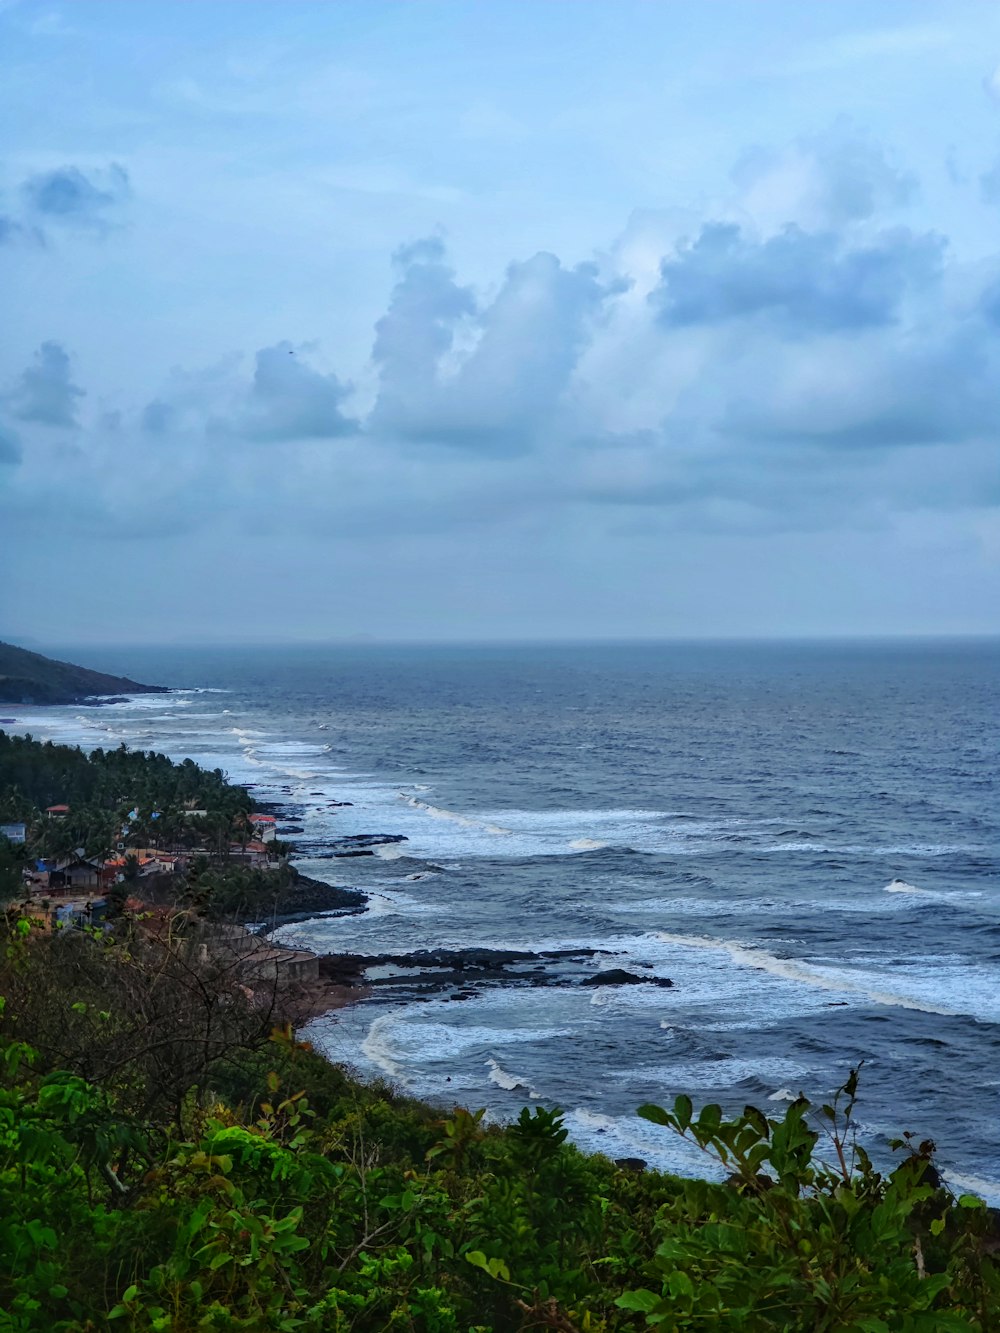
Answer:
1 0 1000 645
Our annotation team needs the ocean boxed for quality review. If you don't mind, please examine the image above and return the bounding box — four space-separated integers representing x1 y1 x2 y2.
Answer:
8 639 999 1193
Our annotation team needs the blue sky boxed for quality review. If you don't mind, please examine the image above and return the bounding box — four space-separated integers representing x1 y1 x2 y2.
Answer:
1 0 999 643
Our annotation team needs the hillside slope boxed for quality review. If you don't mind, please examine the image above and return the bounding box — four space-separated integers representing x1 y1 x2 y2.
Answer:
0 641 168 705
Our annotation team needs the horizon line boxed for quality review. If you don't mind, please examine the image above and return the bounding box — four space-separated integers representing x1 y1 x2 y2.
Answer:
15 631 1000 653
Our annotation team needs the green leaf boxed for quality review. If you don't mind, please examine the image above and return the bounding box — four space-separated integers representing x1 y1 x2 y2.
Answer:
637 1102 672 1127
958 1193 986 1209
697 1103 722 1136
668 1271 694 1299
615 1289 661 1313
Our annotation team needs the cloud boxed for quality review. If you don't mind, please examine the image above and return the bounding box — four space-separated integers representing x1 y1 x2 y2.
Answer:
651 222 943 333
711 325 997 451
372 239 623 450
240 342 357 440
141 399 175 434
21 163 129 229
1 147 997 552
5 341 85 427
1 215 26 245
0 207 44 247
733 127 917 230
981 154 1000 206
371 236 477 431
0 422 21 466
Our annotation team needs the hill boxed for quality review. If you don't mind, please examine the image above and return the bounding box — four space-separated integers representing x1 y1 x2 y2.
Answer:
0 640 168 705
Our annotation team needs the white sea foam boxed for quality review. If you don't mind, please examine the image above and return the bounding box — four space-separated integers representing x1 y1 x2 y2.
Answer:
655 931 963 1017
572 1107 618 1132
563 1107 722 1178
485 1057 535 1094
348 1009 574 1089
360 1014 408 1081
399 793 512 837
885 879 925 894
883 878 983 903
942 1170 1000 1206
768 1088 798 1102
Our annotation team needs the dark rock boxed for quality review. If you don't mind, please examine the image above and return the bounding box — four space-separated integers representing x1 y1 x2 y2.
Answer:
317 954 369 986
615 1157 647 1172
582 969 673 988
330 833 406 857
316 944 613 998
250 872 367 932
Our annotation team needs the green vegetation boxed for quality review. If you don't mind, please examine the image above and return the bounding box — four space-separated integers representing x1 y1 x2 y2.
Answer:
0 641 166 706
0 730 262 906
2 734 998 1329
0 729 250 833
2 915 998 1331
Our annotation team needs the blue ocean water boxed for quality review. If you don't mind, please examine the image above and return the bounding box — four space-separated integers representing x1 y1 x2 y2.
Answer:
10 640 1000 1191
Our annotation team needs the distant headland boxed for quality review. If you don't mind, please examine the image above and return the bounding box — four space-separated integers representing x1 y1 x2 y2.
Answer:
0 640 169 706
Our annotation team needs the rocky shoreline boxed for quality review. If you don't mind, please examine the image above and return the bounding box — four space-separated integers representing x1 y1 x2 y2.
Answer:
257 813 676 1020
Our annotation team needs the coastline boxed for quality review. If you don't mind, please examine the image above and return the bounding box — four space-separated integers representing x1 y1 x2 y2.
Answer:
4 651 999 1202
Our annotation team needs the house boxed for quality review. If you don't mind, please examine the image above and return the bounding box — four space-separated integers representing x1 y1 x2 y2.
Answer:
100 851 168 884
228 840 276 868
0 822 26 844
38 854 103 891
46 804 70 819
249 813 277 843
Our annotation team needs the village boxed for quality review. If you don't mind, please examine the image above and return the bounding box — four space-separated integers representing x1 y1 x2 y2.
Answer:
0 732 329 993
2 803 281 919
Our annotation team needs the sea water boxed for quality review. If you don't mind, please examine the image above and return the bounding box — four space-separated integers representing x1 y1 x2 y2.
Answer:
7 640 999 1193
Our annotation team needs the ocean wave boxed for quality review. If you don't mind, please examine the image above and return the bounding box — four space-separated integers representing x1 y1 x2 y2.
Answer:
885 879 931 895
399 793 512 836
942 1169 1000 1206
351 1009 574 1090
485 1057 537 1095
883 878 984 904
360 1014 408 1081
655 931 961 1017
342 889 443 922
563 1107 723 1178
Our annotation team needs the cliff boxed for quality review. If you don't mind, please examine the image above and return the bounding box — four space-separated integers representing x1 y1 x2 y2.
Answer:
0 641 168 705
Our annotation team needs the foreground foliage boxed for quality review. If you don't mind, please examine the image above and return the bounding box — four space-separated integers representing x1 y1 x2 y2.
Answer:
1 919 998 1332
